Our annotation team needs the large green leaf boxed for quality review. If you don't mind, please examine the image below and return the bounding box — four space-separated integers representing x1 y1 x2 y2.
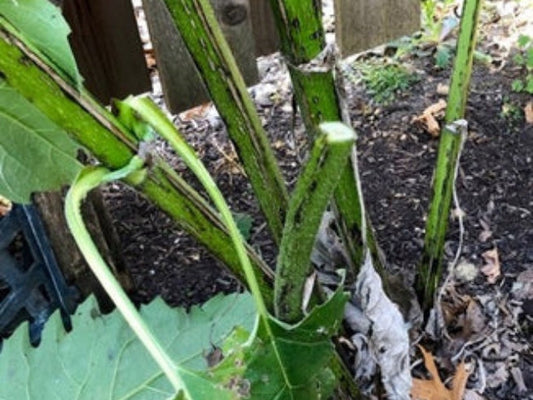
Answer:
0 79 81 203
0 293 257 400
0 0 82 87
212 288 349 399
0 80 82 203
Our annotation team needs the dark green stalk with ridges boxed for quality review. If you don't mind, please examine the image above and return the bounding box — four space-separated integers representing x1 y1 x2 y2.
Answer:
269 0 385 281
274 122 355 323
0 27 275 307
162 0 288 243
417 0 483 312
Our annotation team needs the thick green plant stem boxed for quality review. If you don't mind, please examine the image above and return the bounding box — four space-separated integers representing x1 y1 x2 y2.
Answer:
275 123 355 323
162 0 288 243
417 0 483 313
268 0 384 280
0 27 274 306
124 96 273 322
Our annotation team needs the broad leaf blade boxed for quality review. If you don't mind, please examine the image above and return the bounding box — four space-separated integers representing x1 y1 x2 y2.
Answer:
0 0 82 87
212 287 349 400
0 293 256 399
0 80 82 203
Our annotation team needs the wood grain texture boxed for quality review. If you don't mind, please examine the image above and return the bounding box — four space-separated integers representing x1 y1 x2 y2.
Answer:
249 0 279 56
334 0 420 57
143 0 259 113
60 0 151 104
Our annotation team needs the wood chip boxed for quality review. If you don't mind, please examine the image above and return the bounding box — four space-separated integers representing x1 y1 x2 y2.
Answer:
525 102 533 124
437 83 450 96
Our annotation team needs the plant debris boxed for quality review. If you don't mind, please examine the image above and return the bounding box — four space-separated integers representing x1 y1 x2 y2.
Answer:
411 346 471 400
411 99 447 138
480 248 501 285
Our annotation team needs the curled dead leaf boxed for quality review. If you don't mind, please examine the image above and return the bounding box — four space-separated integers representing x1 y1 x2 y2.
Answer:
412 100 447 138
411 346 471 400
480 248 501 284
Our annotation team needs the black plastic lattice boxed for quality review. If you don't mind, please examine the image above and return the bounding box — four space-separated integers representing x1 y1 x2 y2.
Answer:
0 204 78 347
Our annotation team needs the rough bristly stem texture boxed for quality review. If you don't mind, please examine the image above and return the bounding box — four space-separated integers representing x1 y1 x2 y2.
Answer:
417 0 483 313
162 0 288 243
0 27 275 307
124 95 274 331
275 123 355 323
268 0 385 281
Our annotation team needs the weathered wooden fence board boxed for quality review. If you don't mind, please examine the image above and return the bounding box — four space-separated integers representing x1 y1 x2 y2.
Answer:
249 0 279 56
61 0 151 103
142 0 259 114
334 0 420 57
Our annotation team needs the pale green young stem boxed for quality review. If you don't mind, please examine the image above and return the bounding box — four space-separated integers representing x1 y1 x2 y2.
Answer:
64 160 186 395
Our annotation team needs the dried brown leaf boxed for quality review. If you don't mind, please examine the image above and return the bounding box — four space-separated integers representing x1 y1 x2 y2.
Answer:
412 100 447 138
481 248 501 284
180 102 212 121
463 299 486 336
411 346 471 400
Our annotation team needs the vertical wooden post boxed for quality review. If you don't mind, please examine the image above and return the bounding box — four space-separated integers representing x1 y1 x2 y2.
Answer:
249 0 279 56
334 0 420 57
61 0 151 103
142 0 259 113
212 0 258 80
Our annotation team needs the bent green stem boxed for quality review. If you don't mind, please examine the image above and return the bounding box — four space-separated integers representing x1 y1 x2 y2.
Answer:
64 160 186 395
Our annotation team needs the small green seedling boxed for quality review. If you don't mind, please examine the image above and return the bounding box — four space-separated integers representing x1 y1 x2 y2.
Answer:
512 34 533 94
351 60 419 104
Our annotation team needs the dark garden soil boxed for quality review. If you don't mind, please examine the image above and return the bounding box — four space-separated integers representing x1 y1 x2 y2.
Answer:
103 1 532 399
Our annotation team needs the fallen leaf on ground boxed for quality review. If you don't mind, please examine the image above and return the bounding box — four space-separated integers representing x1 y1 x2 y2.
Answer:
512 269 533 300
463 299 486 336
481 248 501 284
411 346 470 400
412 100 447 138
478 219 493 243
180 102 212 121
525 102 533 124
510 366 527 392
